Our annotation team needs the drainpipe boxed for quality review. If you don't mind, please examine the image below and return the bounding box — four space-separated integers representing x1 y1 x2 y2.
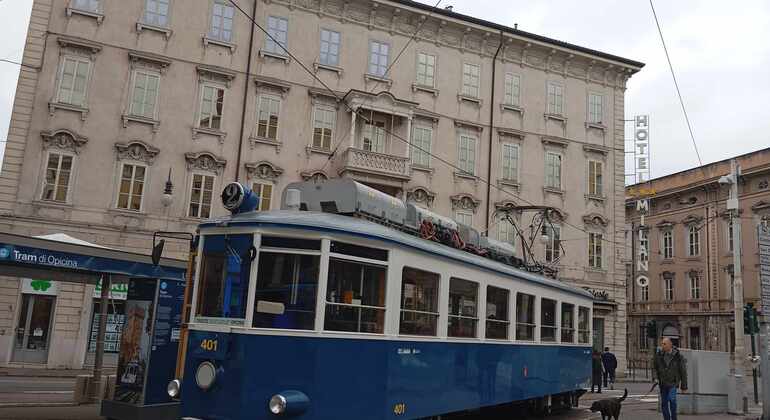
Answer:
234 0 259 182
485 32 504 236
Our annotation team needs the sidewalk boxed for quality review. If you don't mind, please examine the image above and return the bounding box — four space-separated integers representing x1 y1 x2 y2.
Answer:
0 368 116 378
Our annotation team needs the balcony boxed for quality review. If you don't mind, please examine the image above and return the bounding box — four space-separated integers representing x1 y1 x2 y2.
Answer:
338 148 411 185
629 299 738 314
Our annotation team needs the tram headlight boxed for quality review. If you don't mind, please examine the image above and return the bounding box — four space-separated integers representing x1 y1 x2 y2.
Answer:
269 394 287 415
167 379 181 398
268 390 310 416
195 361 218 390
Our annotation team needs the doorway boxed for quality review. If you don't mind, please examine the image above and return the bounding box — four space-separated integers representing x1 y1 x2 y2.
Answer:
12 294 56 364
593 318 605 352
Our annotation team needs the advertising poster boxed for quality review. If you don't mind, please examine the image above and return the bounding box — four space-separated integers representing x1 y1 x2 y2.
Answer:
144 279 186 405
114 279 157 405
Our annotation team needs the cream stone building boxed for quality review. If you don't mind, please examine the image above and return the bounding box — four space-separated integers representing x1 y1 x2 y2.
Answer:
0 0 641 369
625 148 770 363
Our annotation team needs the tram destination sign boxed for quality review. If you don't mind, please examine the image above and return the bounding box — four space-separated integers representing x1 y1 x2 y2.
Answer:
759 225 770 316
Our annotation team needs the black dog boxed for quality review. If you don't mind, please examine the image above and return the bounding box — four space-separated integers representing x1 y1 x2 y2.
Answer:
589 388 627 420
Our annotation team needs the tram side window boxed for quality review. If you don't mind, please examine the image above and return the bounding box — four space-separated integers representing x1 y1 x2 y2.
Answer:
561 303 575 343
485 286 509 339
196 234 254 324
448 278 478 338
578 306 591 344
253 252 321 330
540 298 557 342
324 259 387 334
516 293 535 341
399 267 440 336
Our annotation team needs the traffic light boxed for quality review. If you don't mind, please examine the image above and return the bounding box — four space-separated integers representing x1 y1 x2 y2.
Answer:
647 320 657 338
744 303 760 335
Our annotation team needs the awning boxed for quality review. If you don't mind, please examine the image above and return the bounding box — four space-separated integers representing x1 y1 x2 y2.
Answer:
0 231 187 283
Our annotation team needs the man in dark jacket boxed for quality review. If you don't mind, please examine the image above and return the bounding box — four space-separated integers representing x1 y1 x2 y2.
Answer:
602 347 618 389
591 350 604 393
652 337 688 420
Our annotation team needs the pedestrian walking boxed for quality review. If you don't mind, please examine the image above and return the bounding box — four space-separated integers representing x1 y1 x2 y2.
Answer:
602 346 618 389
652 337 688 420
591 350 604 393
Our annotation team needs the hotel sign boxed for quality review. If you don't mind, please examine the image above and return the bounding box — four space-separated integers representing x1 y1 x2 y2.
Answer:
635 115 650 183
636 199 650 288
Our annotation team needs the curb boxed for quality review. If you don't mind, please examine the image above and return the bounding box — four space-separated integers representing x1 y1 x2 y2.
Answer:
0 402 78 408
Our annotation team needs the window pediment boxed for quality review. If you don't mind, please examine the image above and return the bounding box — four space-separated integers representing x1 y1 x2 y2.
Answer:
128 51 171 73
254 75 291 98
41 130 88 154
681 214 703 225
300 170 329 182
583 213 609 229
656 219 674 229
450 194 480 213
57 36 102 59
245 161 283 181
115 141 159 164
196 65 236 87
185 152 226 175
406 187 436 208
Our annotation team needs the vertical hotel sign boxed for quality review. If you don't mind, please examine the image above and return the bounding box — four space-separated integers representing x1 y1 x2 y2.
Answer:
636 199 650 288
635 115 650 183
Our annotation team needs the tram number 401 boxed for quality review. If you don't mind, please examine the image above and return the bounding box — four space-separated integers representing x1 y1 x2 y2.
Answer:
200 339 218 352
393 403 406 416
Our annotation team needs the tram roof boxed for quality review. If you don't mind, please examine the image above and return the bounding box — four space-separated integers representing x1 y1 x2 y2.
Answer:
200 211 594 300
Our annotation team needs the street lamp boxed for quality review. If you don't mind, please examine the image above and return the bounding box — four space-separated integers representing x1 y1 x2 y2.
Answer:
161 168 174 207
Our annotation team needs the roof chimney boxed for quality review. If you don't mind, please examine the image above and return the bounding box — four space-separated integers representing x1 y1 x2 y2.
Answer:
444 5 453 11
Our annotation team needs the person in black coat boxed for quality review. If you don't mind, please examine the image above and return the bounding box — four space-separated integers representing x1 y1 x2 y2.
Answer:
602 346 618 389
591 350 604 393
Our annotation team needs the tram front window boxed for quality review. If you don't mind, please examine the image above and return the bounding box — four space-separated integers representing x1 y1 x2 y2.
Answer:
324 259 386 333
253 252 320 330
196 234 254 324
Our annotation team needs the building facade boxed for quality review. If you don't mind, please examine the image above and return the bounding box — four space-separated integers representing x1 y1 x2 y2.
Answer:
0 0 641 368
625 148 770 364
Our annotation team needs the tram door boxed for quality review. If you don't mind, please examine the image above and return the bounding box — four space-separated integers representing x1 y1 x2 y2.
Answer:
12 294 56 364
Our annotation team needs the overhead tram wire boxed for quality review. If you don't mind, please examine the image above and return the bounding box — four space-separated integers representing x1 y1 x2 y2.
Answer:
648 0 703 167
228 0 630 249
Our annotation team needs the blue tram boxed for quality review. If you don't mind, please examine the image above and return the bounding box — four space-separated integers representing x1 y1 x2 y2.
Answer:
170 179 594 419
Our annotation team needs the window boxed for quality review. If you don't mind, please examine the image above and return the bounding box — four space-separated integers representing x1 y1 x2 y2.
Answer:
497 215 516 246
252 240 321 330
540 298 557 342
210 0 234 42
196 234 254 324
458 135 476 175
400 267 440 336
664 274 674 301
312 105 336 150
727 218 734 252
325 258 387 334
588 93 603 123
411 126 432 167
516 293 535 341
588 161 603 196
589 233 603 269
547 82 564 115
56 57 91 107
578 306 590 343
416 53 435 87
256 95 280 140
640 284 649 302
448 278 478 338
486 286 509 339
143 0 169 27
42 152 73 202
545 152 562 189
362 120 386 153
561 303 575 343
687 225 700 256
545 225 561 263
71 0 100 12
188 174 214 218
198 84 225 130
116 164 146 211
455 211 472 227
319 29 340 66
689 327 701 350
462 63 480 97
129 70 160 119
265 16 288 55
504 73 520 106
663 230 674 259
501 143 519 182
252 182 273 211
689 272 700 299
639 324 650 350
368 41 389 77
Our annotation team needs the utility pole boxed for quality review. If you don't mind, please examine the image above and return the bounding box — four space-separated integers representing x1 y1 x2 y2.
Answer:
726 159 747 414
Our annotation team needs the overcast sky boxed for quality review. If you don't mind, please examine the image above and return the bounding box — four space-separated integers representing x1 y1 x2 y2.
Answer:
1 0 768 181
